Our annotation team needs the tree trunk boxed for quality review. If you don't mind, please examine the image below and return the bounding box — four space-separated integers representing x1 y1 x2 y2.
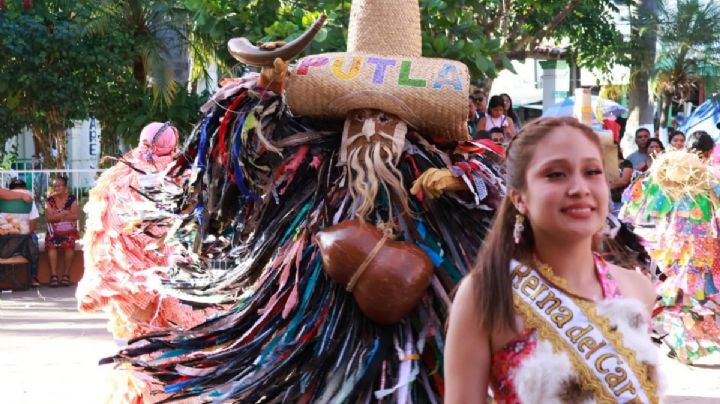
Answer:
31 126 67 169
627 0 657 136
658 91 672 129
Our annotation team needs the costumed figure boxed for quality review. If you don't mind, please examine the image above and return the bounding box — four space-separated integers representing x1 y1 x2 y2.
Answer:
621 148 720 362
103 1 505 402
77 122 217 402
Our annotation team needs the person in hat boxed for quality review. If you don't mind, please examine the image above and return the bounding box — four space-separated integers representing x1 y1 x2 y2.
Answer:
105 0 506 401
77 122 218 402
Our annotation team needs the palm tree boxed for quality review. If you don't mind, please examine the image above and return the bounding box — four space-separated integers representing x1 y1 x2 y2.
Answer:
654 0 720 127
87 0 194 106
627 0 658 132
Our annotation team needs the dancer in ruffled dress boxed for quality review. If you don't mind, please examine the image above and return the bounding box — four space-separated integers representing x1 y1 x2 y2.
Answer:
621 131 720 362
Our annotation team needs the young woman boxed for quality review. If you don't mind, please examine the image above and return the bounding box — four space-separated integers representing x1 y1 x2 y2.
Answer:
501 93 522 133
477 95 516 142
45 176 80 287
646 138 665 158
445 117 661 403
669 131 685 149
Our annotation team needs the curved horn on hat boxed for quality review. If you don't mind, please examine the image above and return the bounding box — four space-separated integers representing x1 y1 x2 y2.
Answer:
228 14 327 67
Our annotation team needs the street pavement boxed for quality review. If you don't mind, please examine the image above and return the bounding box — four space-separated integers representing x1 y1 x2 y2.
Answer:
1 286 719 403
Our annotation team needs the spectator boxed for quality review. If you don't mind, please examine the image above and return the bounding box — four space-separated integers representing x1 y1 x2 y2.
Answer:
646 138 665 169
669 131 685 149
472 90 487 116
477 95 516 142
468 96 479 136
6 179 40 286
609 149 634 212
474 130 505 158
0 187 32 203
45 176 80 288
647 138 665 158
689 130 715 160
489 127 505 146
625 128 651 171
500 93 522 132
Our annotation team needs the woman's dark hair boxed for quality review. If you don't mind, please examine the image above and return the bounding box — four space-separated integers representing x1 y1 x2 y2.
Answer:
669 131 685 142
476 130 491 140
472 116 604 333
55 176 68 186
500 93 520 123
689 131 714 154
646 138 665 152
488 95 504 110
8 178 27 190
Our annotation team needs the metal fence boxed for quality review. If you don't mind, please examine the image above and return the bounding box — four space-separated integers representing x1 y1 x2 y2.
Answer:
0 168 107 234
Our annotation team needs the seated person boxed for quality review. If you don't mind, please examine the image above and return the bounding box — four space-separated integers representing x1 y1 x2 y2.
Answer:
45 176 80 288
0 187 32 203
7 179 40 286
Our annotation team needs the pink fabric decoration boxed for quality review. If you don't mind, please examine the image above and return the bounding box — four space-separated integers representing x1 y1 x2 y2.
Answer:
137 122 178 161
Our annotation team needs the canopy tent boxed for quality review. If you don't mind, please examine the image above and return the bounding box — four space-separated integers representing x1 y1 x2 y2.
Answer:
678 97 720 141
542 96 627 119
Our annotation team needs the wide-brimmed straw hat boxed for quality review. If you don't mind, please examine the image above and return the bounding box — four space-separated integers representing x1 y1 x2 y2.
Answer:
285 0 470 141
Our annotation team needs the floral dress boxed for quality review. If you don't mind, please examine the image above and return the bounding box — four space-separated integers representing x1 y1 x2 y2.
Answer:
46 195 79 249
489 254 622 403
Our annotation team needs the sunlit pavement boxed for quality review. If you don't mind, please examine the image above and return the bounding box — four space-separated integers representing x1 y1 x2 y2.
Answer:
1 286 718 403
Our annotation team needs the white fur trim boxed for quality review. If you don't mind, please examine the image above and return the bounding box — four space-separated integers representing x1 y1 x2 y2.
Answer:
513 340 577 404
596 298 657 365
596 298 666 395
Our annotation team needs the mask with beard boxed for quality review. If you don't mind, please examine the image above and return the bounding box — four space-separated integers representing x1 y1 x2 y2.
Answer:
340 109 410 221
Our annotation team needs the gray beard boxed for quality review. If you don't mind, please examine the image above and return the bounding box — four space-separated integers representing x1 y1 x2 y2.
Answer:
346 141 409 221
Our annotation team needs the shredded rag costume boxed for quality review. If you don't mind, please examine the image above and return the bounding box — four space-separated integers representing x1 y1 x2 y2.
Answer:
621 149 720 361
78 123 215 403
496 255 662 403
103 1 507 401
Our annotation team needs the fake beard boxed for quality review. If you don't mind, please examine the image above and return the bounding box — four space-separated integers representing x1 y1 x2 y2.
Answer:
342 120 409 221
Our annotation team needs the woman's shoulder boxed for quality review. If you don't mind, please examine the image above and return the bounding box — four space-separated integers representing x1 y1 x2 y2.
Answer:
607 263 655 312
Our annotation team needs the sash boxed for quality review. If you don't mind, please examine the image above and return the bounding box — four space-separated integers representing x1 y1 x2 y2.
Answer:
510 260 659 404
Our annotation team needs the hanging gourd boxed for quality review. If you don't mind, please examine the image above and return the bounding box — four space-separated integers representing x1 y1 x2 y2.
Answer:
23 0 32 10
0 0 6 10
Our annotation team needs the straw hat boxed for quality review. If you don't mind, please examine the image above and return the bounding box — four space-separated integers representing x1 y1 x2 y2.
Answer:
286 0 470 141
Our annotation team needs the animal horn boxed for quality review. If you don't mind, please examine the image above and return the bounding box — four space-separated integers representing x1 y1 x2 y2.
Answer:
228 14 327 67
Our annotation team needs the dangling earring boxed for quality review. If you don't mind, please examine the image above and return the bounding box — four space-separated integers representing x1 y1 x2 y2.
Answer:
513 214 525 244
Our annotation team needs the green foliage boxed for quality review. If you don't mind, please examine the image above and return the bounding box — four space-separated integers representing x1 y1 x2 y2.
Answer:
0 0 629 163
654 0 720 102
180 0 628 80
0 0 209 162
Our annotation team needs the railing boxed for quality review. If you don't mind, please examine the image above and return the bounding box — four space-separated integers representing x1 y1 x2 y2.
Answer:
0 168 109 234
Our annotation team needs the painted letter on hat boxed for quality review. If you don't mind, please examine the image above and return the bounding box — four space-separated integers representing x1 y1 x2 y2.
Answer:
367 57 396 85
398 60 426 88
297 57 329 75
432 64 464 91
332 57 363 80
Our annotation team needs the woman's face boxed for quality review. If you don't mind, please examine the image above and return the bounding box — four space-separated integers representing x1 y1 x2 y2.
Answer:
512 127 608 243
502 95 511 112
52 180 66 194
670 134 685 149
647 141 663 157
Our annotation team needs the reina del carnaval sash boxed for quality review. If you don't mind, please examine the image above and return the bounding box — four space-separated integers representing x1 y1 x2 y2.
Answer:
510 260 659 403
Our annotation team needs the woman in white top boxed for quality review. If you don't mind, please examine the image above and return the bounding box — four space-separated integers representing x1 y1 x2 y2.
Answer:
477 95 516 142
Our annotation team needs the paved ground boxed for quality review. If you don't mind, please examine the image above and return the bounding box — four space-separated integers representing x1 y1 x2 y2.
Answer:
0 286 719 403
